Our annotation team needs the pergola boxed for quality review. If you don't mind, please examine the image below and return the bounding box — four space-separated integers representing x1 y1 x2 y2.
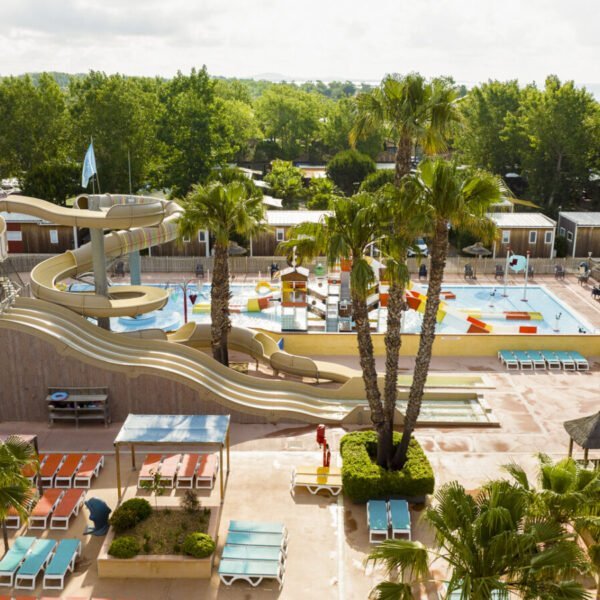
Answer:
564 411 600 466
113 414 231 502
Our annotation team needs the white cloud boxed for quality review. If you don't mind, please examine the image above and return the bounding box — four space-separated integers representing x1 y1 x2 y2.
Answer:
0 0 598 86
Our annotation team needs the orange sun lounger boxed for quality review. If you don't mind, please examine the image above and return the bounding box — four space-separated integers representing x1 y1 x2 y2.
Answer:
50 489 86 530
22 454 44 483
195 454 219 489
157 454 182 488
54 454 84 488
137 454 163 487
29 489 64 529
175 454 201 489
39 454 65 487
73 454 104 488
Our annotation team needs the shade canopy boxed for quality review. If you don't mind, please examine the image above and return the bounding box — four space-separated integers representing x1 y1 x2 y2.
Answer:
564 412 600 450
462 242 492 257
114 414 230 446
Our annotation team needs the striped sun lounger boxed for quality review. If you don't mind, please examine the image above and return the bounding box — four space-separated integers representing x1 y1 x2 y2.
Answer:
42 538 81 589
0 536 36 587
158 454 182 488
498 350 519 370
513 351 533 370
195 454 219 489
388 500 411 540
50 489 86 530
175 454 200 489
218 558 285 588
138 454 163 487
541 350 561 370
526 351 547 370
556 351 576 371
39 454 65 487
367 500 389 544
14 538 57 589
73 454 104 488
290 468 343 496
569 351 590 371
54 454 84 488
29 489 64 529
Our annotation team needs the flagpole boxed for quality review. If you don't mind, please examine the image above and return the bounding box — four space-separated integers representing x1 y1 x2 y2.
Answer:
128 149 133 195
91 137 101 194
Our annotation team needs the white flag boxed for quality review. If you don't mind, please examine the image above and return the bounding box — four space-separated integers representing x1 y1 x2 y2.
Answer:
81 142 97 188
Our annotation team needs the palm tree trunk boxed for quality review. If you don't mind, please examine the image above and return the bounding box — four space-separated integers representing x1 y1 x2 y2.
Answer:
394 134 413 186
2 521 8 555
381 279 407 468
210 242 230 366
393 220 448 469
351 284 386 466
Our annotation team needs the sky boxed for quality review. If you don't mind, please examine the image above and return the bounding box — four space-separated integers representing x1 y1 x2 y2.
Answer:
2 0 599 88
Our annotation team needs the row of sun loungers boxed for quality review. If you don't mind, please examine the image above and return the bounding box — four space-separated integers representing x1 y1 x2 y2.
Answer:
137 453 218 489
218 521 288 588
367 499 412 544
0 536 81 590
289 465 342 496
23 454 104 489
498 350 589 371
7 489 86 530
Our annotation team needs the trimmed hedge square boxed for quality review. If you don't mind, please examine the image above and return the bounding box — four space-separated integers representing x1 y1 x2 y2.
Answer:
340 431 435 503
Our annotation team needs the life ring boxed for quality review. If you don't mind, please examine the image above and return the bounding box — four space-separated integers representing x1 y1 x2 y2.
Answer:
50 391 69 401
255 281 274 294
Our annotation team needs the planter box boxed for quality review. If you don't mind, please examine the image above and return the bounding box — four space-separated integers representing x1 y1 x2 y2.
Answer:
97 504 220 579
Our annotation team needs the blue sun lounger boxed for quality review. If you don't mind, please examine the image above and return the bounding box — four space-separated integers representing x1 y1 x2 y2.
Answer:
513 351 533 370
43 538 81 590
498 350 519 370
541 350 561 370
526 351 546 370
568 351 589 371
367 500 389 543
555 351 576 370
0 536 35 587
219 558 285 588
388 500 411 540
229 521 287 537
226 531 287 553
14 537 57 590
222 544 283 563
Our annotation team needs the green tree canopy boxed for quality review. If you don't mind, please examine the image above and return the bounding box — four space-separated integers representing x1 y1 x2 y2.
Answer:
326 149 376 195
264 160 305 208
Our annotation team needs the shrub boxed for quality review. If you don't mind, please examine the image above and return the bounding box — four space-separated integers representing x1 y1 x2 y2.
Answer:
326 149 376 195
108 536 140 559
340 431 435 503
182 532 216 559
359 169 395 192
109 498 152 532
180 490 200 513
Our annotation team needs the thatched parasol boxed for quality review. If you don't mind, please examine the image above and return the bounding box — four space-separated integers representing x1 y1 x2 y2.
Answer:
462 242 492 257
564 411 600 462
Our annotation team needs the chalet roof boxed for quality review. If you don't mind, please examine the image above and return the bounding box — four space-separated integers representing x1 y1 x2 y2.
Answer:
488 212 556 228
279 266 309 278
266 210 330 227
559 212 600 227
0 211 46 224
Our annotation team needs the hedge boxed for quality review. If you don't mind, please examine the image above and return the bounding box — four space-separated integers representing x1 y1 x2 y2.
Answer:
108 536 140 559
340 431 435 503
109 498 152 533
182 532 216 558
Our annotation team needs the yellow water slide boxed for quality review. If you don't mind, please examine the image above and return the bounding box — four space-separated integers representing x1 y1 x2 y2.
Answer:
0 214 7 261
0 194 183 317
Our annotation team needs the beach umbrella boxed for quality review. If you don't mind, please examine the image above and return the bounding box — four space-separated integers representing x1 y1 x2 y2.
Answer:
462 242 492 257
227 242 247 256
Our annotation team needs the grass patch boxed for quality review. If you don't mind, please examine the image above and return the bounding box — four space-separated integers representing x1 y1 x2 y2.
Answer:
113 508 210 555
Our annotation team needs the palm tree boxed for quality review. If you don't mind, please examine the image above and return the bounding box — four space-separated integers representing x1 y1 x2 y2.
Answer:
178 181 266 365
393 160 501 468
0 437 37 553
368 480 592 600
352 73 460 185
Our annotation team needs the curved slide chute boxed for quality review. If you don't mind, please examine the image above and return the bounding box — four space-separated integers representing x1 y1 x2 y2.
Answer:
0 194 183 318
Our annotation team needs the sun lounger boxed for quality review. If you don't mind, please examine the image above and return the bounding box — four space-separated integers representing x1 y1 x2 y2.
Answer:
50 489 86 530
229 521 287 538
221 544 283 562
294 465 342 476
218 558 284 588
526 351 547 370
6 506 26 530
513 351 533 370
42 538 81 589
14 538 57 589
29 489 64 529
568 351 589 371
290 470 343 496
54 454 84 488
0 536 35 586
22 454 43 484
555 351 576 371
158 454 181 488
367 500 389 544
137 454 163 487
497 350 519 370
388 499 411 540
39 454 65 487
195 453 219 489
175 453 200 489
73 453 104 488
541 350 561 370
225 531 288 553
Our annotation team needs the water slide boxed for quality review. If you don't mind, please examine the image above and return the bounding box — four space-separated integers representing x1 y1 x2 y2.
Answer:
0 194 182 318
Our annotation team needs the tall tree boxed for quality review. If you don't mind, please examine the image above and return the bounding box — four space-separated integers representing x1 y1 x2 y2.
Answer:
264 160 306 208
326 149 376 196
178 181 265 365
394 160 500 468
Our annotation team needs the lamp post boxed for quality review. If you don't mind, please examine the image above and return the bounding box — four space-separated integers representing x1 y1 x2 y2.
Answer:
175 279 197 324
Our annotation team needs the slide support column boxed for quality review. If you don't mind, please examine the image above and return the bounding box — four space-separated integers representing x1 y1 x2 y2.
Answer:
89 195 110 330
129 250 141 285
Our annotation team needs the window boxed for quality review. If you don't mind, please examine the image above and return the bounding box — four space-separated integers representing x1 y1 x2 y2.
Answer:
544 231 553 244
182 235 191 243
7 231 22 242
501 230 510 244
49 229 59 244
198 230 206 243
567 231 573 242
559 227 565 237
276 228 285 242
528 230 537 244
